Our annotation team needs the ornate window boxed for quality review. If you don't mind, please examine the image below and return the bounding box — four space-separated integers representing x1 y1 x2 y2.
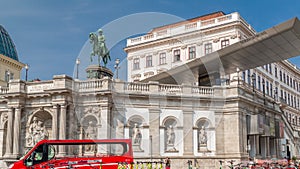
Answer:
188 46 196 59
159 52 166 65
133 58 140 70
173 49 180 62
146 55 152 67
204 43 212 55
221 39 229 48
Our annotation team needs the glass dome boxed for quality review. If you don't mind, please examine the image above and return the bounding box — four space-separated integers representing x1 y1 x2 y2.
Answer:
0 25 18 61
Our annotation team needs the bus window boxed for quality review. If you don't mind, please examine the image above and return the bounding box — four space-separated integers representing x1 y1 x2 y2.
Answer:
24 144 46 166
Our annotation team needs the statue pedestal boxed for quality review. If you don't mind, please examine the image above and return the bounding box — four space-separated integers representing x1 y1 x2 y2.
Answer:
132 144 144 152
166 144 178 152
86 65 113 79
198 144 210 152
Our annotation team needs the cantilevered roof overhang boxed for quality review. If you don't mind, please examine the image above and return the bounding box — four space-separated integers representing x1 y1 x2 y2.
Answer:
142 17 300 84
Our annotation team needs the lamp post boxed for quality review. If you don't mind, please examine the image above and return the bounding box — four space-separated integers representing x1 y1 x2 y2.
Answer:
114 58 120 79
236 67 240 85
149 135 153 162
76 58 80 79
25 64 29 81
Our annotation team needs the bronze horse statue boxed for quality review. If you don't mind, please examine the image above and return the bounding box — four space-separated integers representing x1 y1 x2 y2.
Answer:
89 29 111 66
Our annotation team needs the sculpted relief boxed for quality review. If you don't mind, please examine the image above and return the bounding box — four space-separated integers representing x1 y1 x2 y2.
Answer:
26 117 49 147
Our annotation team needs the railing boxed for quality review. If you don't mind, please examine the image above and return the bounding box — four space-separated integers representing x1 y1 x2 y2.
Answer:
0 86 8 94
0 78 221 97
192 86 214 95
76 79 105 92
127 12 256 46
124 82 149 92
159 84 182 93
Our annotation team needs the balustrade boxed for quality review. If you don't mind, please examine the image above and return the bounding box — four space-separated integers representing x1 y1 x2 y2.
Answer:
127 12 255 46
192 86 214 95
124 82 149 92
159 84 183 93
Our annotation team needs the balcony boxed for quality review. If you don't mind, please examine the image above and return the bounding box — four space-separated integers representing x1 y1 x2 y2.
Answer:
126 12 256 47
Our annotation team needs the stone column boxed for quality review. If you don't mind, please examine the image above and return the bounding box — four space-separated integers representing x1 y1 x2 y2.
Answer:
59 104 67 155
5 108 13 157
149 108 160 156
52 105 58 140
13 107 21 157
0 128 4 157
266 137 270 158
183 109 193 155
255 135 260 156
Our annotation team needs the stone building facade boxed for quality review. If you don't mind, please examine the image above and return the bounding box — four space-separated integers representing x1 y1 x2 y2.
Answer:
1 11 300 169
0 74 298 168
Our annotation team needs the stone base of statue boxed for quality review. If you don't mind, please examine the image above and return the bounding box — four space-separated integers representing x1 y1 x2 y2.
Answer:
86 65 113 79
198 144 210 152
166 144 178 152
132 144 144 152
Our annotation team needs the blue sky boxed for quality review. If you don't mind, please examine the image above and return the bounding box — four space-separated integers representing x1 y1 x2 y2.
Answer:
1 0 300 80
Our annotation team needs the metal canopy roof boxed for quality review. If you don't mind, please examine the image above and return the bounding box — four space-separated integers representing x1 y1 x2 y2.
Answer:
142 17 300 84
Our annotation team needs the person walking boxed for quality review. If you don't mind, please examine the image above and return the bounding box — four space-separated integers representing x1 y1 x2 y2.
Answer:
165 157 171 169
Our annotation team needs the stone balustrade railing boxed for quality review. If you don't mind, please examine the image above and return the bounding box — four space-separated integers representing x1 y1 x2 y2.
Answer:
76 79 105 92
192 86 214 95
0 86 8 94
124 82 149 92
0 77 224 98
159 84 183 94
126 12 256 46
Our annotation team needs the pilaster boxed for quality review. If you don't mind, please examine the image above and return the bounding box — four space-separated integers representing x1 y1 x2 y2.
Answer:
58 104 67 155
149 108 160 156
12 107 21 157
183 109 194 155
52 105 58 140
4 108 13 157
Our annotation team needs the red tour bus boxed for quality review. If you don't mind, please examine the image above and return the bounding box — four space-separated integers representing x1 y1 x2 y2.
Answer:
10 139 133 169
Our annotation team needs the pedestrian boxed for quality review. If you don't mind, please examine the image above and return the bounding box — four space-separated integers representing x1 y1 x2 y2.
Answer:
165 157 171 169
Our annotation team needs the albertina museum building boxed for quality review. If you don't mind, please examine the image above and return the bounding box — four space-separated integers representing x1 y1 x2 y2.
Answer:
1 11 300 168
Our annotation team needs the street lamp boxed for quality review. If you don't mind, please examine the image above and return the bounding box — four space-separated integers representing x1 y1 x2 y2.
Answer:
25 64 29 81
150 135 153 162
114 58 120 79
76 58 80 79
236 67 240 85
251 73 256 93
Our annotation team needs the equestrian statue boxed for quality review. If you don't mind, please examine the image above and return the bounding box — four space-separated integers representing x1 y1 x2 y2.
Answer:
89 29 111 67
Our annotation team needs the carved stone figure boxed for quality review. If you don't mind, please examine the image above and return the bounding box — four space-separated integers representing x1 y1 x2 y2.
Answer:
167 125 175 145
116 119 124 138
199 126 207 145
132 123 142 145
89 29 111 66
26 117 49 147
85 121 97 152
